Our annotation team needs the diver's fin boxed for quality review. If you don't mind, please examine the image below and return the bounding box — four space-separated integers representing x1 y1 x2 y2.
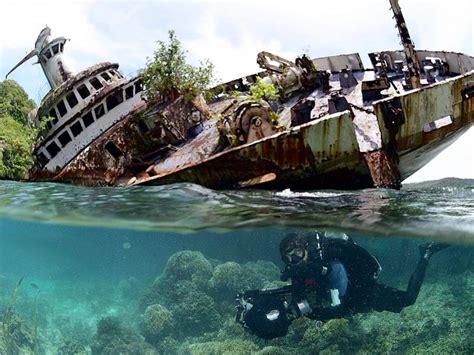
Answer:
419 242 450 260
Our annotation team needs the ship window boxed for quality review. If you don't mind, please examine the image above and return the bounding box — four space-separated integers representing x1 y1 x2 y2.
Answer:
48 108 58 120
106 90 124 111
90 77 103 90
105 141 123 159
46 141 60 158
125 86 134 99
52 44 59 55
66 92 79 108
101 72 112 82
59 43 64 52
57 100 68 117
44 50 52 59
83 111 94 127
37 152 49 167
49 108 59 126
114 70 123 78
94 103 105 119
135 80 143 93
77 84 90 99
71 120 83 136
58 131 72 147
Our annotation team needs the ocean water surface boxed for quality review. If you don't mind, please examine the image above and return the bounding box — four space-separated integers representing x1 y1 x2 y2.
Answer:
0 178 473 354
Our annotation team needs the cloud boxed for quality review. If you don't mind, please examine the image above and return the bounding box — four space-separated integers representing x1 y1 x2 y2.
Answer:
182 9 294 83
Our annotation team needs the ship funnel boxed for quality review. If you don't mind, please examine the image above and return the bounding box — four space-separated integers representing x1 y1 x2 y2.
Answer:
5 26 75 90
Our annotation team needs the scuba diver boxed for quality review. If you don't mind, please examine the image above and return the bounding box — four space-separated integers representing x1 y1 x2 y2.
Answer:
235 232 449 339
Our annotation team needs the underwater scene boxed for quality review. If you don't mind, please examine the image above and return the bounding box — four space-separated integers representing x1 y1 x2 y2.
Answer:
0 179 473 354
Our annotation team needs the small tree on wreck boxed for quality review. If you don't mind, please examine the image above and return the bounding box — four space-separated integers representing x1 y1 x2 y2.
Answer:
142 30 214 102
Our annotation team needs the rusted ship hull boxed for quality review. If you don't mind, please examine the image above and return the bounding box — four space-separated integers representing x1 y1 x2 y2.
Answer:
35 65 473 190
121 69 473 190
124 72 472 190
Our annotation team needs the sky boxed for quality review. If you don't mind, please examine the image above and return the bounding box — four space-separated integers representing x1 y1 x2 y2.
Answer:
0 0 473 183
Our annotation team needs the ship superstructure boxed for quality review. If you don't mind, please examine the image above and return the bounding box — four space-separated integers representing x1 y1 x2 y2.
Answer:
6 27 145 175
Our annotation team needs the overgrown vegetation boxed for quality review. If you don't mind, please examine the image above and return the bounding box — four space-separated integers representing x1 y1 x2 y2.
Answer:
142 30 214 102
0 80 37 180
247 77 279 102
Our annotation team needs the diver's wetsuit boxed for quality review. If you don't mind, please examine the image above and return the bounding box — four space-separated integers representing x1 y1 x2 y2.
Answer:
282 237 431 320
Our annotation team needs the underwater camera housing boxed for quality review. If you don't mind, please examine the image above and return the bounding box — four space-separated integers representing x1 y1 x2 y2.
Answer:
235 285 294 339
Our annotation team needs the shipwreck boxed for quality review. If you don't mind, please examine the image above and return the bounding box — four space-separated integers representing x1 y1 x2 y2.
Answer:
6 0 474 190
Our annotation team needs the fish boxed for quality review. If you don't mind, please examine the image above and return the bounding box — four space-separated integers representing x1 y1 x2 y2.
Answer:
30 282 39 290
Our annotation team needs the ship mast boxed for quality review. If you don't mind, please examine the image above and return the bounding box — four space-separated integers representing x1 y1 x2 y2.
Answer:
388 0 421 89
5 26 75 90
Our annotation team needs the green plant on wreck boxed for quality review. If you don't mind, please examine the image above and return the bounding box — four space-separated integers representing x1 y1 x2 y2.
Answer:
247 77 279 102
141 30 214 102
34 115 54 144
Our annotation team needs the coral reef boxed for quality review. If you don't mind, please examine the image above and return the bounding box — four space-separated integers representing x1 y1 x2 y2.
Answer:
354 271 474 353
210 261 264 299
180 339 260 355
142 304 173 343
0 313 36 355
57 338 87 355
4 247 471 354
172 288 221 337
162 250 213 289
137 250 473 354
90 316 157 355
140 250 214 310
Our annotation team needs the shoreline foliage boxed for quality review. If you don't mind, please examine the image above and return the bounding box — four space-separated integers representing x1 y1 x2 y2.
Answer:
0 80 36 180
